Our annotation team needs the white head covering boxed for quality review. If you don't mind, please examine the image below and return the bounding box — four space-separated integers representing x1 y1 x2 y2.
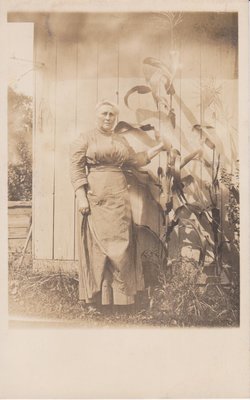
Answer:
95 100 119 115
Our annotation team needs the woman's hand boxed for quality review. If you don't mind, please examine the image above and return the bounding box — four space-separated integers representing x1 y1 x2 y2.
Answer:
147 141 166 161
78 198 90 215
76 187 90 215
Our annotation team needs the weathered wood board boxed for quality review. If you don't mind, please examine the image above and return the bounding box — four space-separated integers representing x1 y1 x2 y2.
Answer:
33 23 57 260
8 202 32 253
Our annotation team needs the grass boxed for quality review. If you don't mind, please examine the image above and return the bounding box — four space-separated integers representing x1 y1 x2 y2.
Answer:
8 251 239 327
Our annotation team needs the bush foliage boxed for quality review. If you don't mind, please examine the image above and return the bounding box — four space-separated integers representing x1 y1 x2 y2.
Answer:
220 164 240 251
8 135 32 201
8 87 32 201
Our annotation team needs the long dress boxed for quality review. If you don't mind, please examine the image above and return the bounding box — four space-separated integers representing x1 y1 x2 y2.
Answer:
70 127 151 305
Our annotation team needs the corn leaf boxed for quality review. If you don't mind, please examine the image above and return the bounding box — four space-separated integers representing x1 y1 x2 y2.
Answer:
124 85 152 109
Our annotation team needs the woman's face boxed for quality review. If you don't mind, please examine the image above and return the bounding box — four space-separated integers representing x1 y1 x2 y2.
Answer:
96 105 117 132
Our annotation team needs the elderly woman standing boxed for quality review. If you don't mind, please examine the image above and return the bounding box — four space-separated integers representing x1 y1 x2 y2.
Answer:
70 100 164 308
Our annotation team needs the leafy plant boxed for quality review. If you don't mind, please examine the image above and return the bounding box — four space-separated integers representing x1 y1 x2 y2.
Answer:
8 86 32 137
8 86 33 201
220 165 240 251
123 58 239 283
150 257 239 327
8 135 32 201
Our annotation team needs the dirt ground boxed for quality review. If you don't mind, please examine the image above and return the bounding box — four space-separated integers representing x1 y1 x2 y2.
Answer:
9 251 240 328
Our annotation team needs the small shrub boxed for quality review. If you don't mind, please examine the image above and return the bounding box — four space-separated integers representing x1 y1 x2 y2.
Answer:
150 257 239 327
8 136 32 201
8 86 32 201
220 165 239 251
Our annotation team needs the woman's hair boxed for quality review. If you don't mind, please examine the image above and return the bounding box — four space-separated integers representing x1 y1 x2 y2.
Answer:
95 100 119 115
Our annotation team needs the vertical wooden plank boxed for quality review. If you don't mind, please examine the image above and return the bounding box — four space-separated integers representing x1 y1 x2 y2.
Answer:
217 42 237 263
53 38 77 260
177 33 201 166
140 31 162 236
177 41 183 257
139 31 161 177
75 38 98 134
74 32 98 260
118 25 141 124
200 40 215 189
97 32 118 104
199 38 204 191
33 23 56 260
159 30 180 252
165 44 184 257
210 35 238 267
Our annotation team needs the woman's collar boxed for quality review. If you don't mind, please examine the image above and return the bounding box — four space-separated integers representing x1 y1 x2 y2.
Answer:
96 127 114 136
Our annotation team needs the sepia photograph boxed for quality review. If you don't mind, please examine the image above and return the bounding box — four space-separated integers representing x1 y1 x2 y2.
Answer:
0 0 249 398
7 10 240 328
8 8 240 327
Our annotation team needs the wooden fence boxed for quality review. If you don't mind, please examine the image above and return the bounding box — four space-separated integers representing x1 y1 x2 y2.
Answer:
8 201 32 254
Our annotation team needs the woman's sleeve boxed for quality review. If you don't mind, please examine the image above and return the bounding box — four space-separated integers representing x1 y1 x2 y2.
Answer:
121 137 151 168
70 134 88 191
